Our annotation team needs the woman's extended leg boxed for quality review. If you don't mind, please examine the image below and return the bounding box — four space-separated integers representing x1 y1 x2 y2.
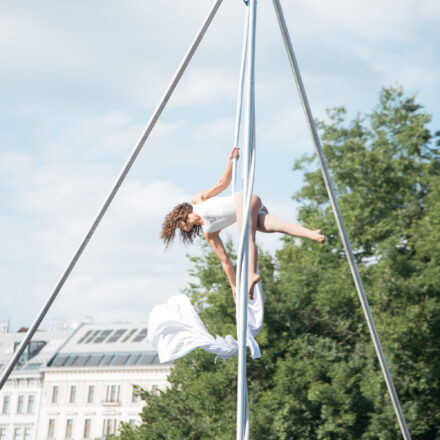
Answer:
235 193 261 299
257 211 325 243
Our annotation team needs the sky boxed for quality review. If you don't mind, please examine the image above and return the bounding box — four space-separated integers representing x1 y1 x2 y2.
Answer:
1 0 439 332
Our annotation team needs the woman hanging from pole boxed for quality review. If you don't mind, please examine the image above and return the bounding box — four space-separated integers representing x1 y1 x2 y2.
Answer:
161 147 325 300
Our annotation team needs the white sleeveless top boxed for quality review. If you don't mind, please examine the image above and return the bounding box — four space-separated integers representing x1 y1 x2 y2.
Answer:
192 195 237 233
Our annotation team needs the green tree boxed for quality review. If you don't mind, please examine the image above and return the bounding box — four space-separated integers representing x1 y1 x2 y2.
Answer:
117 87 440 439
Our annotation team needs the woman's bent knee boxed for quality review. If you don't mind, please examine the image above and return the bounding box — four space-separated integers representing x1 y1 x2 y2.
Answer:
251 194 261 208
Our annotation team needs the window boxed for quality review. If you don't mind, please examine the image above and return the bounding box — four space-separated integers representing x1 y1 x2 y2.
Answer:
138 353 157 365
69 385 76 403
128 354 141 365
28 340 46 359
27 395 35 414
151 384 159 396
14 341 27 363
72 355 89 367
87 385 95 403
78 329 93 343
107 329 127 343
51 354 68 367
13 427 21 440
102 419 116 436
132 328 148 342
83 419 91 439
110 385 117 402
101 354 115 366
131 387 139 403
129 419 136 427
113 354 130 366
106 385 120 403
47 419 55 438
85 330 100 343
52 385 59 404
93 329 112 343
85 354 104 367
65 419 73 439
0 427 7 440
64 356 78 367
2 396 10 414
17 395 25 414
23 427 31 440
122 328 137 342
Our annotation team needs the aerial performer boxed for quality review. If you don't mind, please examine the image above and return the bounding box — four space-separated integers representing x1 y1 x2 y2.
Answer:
161 147 325 300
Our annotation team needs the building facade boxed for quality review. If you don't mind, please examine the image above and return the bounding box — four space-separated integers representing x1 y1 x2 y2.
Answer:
0 328 71 440
0 323 171 440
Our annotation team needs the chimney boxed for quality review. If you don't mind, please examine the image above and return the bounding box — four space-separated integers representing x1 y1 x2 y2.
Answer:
51 319 67 332
83 316 94 324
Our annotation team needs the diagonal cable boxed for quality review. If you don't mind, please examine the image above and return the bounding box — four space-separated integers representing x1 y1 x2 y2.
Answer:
0 0 224 391
271 1 411 439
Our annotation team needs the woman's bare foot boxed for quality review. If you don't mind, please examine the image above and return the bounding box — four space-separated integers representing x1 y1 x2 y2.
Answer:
310 229 325 243
248 273 261 300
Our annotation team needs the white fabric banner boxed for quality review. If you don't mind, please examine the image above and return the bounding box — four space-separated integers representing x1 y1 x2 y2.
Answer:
148 281 264 363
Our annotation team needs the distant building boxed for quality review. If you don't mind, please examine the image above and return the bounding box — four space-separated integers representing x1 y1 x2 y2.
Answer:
0 323 172 440
0 329 71 440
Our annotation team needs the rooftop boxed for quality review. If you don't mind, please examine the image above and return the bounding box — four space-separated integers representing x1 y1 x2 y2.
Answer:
0 322 166 376
0 329 72 376
47 322 164 368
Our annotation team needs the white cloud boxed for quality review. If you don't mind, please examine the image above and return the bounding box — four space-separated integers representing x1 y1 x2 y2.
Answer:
257 105 312 154
282 0 415 43
0 110 195 328
364 53 440 91
0 152 34 187
419 0 440 19
194 117 235 144
0 168 194 327
1 0 439 330
171 70 238 107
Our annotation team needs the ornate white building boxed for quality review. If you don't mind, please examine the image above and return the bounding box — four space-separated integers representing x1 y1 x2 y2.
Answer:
0 322 172 440
0 326 71 440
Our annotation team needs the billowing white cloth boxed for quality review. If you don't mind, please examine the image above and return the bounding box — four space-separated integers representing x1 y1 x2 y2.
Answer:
148 281 264 363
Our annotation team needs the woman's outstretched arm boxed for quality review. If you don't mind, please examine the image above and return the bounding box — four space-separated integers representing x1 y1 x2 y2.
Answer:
204 231 237 299
192 148 239 204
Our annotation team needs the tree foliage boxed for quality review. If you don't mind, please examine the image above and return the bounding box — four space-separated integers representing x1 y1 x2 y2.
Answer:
117 87 440 439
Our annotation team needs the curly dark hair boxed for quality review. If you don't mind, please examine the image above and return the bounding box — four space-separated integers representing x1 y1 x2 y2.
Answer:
161 202 202 247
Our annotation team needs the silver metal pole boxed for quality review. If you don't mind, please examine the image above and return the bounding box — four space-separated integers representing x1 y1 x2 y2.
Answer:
237 76 257 440
237 224 250 440
237 0 257 438
271 1 411 439
235 126 251 440
232 4 250 195
0 0 224 391
239 110 257 440
244 381 250 440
